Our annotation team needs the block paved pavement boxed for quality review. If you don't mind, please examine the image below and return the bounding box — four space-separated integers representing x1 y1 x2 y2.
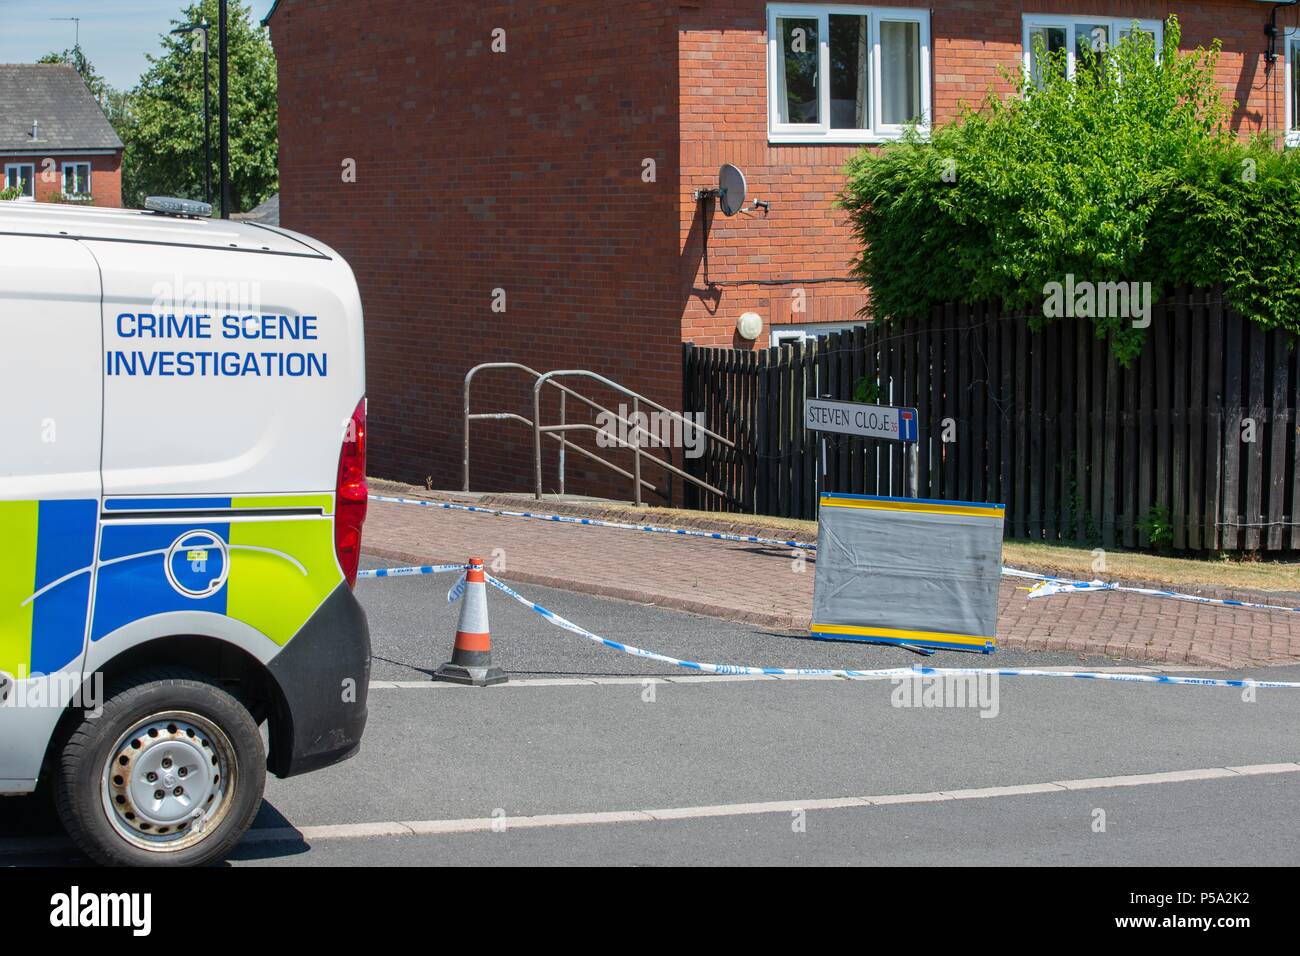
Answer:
363 496 1300 668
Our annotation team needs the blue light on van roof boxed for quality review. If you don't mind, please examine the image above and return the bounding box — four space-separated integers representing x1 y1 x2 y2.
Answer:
144 196 213 218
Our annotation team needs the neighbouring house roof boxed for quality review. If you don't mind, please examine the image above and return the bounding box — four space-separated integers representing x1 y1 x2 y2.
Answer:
0 63 124 154
233 192 280 226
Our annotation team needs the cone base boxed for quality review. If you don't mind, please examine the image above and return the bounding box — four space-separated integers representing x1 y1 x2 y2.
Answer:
433 661 509 687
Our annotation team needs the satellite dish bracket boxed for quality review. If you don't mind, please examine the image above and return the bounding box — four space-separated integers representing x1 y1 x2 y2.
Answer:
695 163 771 217
695 164 773 288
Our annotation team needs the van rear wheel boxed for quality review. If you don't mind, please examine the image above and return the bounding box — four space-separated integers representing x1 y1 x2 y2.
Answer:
54 670 265 866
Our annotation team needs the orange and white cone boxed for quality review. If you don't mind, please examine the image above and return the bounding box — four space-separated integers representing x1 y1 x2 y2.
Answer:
434 557 507 686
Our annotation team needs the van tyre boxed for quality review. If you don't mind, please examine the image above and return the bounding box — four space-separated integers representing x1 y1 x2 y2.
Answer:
54 668 265 867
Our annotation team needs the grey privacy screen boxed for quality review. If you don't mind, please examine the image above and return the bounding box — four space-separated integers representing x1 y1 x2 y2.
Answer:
811 493 1005 653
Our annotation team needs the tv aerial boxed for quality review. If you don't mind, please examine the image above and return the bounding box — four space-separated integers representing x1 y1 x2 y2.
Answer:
694 164 770 217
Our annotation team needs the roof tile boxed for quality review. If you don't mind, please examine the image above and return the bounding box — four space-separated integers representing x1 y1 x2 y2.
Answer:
0 63 124 152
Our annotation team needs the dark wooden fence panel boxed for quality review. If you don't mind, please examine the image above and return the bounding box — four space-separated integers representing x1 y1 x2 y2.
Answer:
683 289 1300 552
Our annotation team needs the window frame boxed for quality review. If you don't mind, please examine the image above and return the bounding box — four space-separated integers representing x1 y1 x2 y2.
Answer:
770 321 866 347
1021 14 1163 83
767 3 932 145
1287 31 1299 148
4 163 35 201
61 161 92 198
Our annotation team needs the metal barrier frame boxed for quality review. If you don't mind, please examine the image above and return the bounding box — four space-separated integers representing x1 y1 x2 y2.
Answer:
463 362 736 507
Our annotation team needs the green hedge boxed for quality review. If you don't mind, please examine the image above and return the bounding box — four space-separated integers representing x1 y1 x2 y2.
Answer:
839 16 1300 363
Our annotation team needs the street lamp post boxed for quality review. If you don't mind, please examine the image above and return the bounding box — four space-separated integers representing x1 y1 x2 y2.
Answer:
218 0 230 219
170 19 212 205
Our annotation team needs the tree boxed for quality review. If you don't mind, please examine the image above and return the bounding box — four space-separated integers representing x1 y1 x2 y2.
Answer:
124 0 277 212
39 47 110 104
104 88 144 209
839 16 1300 361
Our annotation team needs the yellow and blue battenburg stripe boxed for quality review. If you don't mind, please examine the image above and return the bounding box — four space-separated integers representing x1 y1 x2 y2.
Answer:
1 495 343 680
809 622 996 652
0 499 98 676
811 492 1006 654
92 495 342 647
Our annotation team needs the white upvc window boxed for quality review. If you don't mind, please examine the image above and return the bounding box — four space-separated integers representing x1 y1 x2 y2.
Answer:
1021 14 1162 85
4 163 35 200
1287 33 1299 147
767 4 931 144
61 161 92 197
771 321 866 346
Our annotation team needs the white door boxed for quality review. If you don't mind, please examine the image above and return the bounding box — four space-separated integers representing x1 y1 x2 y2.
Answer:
0 235 103 790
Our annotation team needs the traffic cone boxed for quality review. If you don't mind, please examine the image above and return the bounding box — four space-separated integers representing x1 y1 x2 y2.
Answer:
434 557 507 686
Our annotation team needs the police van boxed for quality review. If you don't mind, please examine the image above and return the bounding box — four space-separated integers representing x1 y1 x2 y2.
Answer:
0 199 371 866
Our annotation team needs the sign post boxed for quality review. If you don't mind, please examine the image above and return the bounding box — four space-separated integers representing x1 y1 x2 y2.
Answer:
805 397 921 498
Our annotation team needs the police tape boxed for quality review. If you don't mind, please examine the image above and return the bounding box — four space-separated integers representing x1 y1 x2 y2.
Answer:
352 557 1300 687
356 563 467 580
481 572 1300 689
367 494 816 551
368 495 1298 618
1002 567 1300 616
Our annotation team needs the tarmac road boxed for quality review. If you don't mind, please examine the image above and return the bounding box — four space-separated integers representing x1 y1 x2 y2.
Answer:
3 555 1297 866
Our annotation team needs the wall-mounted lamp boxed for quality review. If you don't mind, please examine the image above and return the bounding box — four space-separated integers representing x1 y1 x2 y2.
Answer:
736 311 763 341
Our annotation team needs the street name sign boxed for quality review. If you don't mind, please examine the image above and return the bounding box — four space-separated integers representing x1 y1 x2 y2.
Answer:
805 399 918 442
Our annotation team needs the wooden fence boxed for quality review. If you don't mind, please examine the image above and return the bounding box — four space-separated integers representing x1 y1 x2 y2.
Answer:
681 289 1300 552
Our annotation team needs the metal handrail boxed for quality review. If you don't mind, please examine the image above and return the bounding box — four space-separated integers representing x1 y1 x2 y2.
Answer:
464 362 737 506
466 363 655 495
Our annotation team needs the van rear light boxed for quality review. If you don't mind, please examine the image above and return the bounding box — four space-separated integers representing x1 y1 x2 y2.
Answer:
335 397 368 588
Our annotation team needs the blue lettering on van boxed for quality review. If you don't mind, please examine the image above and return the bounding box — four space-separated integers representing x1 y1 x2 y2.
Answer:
220 314 319 340
106 350 327 378
108 312 326 378
117 313 213 338
115 313 316 340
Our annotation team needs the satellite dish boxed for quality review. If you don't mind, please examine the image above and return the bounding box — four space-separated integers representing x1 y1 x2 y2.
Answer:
717 164 747 217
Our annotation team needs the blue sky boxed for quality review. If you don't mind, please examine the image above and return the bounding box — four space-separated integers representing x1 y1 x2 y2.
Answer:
0 0 276 91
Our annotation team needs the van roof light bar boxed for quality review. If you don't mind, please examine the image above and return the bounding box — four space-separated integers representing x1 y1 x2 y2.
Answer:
144 196 213 219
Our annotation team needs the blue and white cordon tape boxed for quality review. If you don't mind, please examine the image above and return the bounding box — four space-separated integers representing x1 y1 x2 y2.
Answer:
353 555 1300 688
480 573 1300 689
370 494 1300 619
1003 567 1300 616
368 494 815 551
357 562 467 580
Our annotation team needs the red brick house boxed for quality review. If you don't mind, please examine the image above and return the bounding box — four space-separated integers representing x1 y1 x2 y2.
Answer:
265 0 1299 495
0 64 124 207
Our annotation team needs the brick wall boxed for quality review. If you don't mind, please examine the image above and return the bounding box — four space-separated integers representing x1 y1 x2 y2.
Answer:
679 1 1298 349
1 152 122 207
271 0 1296 496
270 0 682 495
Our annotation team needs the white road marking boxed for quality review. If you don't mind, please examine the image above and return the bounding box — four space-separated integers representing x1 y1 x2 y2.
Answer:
366 664 1231 691
1053 768 1237 790
219 761 1300 847
1226 762 1300 775
943 783 1064 800
5 762 1296 856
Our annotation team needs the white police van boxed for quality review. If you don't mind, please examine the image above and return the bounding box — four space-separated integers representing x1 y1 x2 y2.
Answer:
0 198 371 866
